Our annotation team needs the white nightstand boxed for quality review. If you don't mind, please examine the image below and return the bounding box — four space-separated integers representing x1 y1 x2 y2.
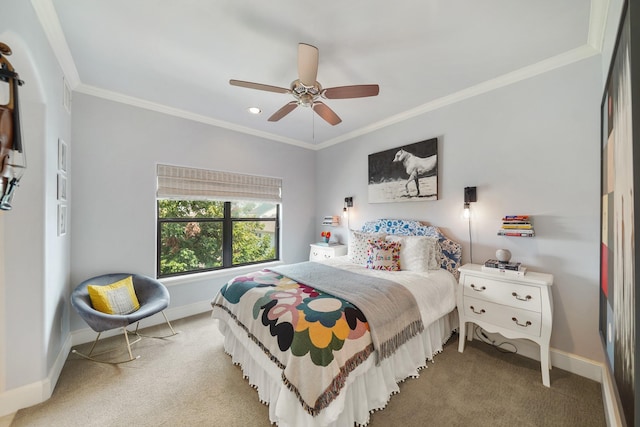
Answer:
309 243 347 261
457 263 554 387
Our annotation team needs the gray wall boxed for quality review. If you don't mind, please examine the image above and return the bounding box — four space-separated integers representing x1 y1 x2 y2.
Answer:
1 0 72 392
69 94 316 330
316 55 603 361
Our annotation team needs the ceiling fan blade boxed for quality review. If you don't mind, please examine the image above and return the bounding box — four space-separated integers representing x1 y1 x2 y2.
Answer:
298 43 319 87
323 84 380 99
229 79 290 94
312 101 342 126
268 101 298 122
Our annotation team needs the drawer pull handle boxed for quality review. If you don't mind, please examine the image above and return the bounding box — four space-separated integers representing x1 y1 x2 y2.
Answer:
512 317 532 327
512 292 532 302
470 284 486 291
470 306 485 315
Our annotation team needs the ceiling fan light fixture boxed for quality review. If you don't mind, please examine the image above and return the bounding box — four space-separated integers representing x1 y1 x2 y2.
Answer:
298 94 314 107
247 107 262 114
291 80 322 107
230 43 379 126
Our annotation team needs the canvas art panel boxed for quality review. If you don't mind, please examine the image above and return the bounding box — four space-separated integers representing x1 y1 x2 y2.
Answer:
368 138 438 203
599 3 638 426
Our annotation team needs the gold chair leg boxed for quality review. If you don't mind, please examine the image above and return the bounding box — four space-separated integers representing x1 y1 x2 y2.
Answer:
87 331 102 357
73 312 178 364
132 311 179 339
162 311 178 336
71 327 141 364
124 326 134 360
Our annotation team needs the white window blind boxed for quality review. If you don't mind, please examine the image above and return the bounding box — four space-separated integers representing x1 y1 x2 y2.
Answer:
157 164 282 202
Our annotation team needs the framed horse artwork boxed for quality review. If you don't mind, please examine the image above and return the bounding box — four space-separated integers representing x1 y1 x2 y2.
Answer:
368 137 438 203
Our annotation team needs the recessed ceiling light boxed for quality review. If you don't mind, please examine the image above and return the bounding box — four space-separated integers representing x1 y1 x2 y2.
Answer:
247 107 262 114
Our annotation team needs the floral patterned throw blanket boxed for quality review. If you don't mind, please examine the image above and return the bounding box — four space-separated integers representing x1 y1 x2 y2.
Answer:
211 262 424 416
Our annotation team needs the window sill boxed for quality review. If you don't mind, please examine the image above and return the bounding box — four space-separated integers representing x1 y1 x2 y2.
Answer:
159 260 285 287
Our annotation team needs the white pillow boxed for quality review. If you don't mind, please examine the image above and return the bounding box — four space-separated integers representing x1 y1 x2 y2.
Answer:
385 235 441 271
348 230 387 265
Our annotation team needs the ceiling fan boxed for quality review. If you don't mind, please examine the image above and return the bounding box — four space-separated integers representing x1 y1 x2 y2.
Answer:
230 43 379 126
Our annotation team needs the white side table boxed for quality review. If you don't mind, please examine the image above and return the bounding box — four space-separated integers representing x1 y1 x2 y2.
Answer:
309 243 347 261
457 263 554 387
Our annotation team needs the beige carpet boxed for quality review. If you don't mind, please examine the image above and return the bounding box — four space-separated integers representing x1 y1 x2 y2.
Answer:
12 312 605 427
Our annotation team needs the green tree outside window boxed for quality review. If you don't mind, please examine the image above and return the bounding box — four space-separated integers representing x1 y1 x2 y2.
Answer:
157 200 278 277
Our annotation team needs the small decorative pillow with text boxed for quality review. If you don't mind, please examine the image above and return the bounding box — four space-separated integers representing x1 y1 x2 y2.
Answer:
348 230 387 265
87 276 141 315
366 239 401 271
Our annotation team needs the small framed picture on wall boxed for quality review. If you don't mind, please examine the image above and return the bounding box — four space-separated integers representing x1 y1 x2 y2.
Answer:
57 204 67 236
57 173 67 201
58 138 67 173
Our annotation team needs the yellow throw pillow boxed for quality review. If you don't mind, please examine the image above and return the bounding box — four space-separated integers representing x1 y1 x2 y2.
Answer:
88 276 140 315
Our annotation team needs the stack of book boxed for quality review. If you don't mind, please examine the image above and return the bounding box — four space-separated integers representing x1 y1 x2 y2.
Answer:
322 216 340 226
482 259 527 275
498 215 535 237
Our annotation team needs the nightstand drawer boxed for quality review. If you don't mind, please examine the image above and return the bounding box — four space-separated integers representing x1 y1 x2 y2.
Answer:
463 296 542 338
462 275 542 312
310 246 334 261
309 244 347 261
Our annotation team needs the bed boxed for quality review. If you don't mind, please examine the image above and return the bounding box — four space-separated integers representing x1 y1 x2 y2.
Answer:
211 219 462 426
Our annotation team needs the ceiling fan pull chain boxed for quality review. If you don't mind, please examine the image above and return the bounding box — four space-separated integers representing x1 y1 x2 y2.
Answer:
312 108 315 142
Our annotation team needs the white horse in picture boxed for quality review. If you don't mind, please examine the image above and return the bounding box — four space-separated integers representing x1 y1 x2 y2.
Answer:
393 149 437 197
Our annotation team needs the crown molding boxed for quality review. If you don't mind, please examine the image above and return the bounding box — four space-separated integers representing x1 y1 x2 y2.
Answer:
31 0 80 88
75 84 310 149
316 44 599 150
72 44 600 152
588 0 610 52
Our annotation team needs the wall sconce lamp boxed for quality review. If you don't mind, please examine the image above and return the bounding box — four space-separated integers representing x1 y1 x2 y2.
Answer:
343 197 353 218
463 187 477 219
463 186 477 263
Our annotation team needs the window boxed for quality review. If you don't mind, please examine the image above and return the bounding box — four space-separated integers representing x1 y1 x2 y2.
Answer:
156 165 281 278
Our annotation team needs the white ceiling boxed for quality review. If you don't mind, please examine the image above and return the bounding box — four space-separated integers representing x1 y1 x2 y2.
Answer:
34 0 605 149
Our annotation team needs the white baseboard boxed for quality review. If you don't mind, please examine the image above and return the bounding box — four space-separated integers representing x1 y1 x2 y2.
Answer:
600 362 624 427
550 347 604 383
0 380 45 418
475 329 603 382
0 332 71 417
0 300 212 417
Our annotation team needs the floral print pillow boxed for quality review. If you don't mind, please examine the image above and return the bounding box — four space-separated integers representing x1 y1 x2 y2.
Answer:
366 239 401 271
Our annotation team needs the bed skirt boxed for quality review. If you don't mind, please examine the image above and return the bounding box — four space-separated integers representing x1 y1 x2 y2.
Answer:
212 308 458 427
